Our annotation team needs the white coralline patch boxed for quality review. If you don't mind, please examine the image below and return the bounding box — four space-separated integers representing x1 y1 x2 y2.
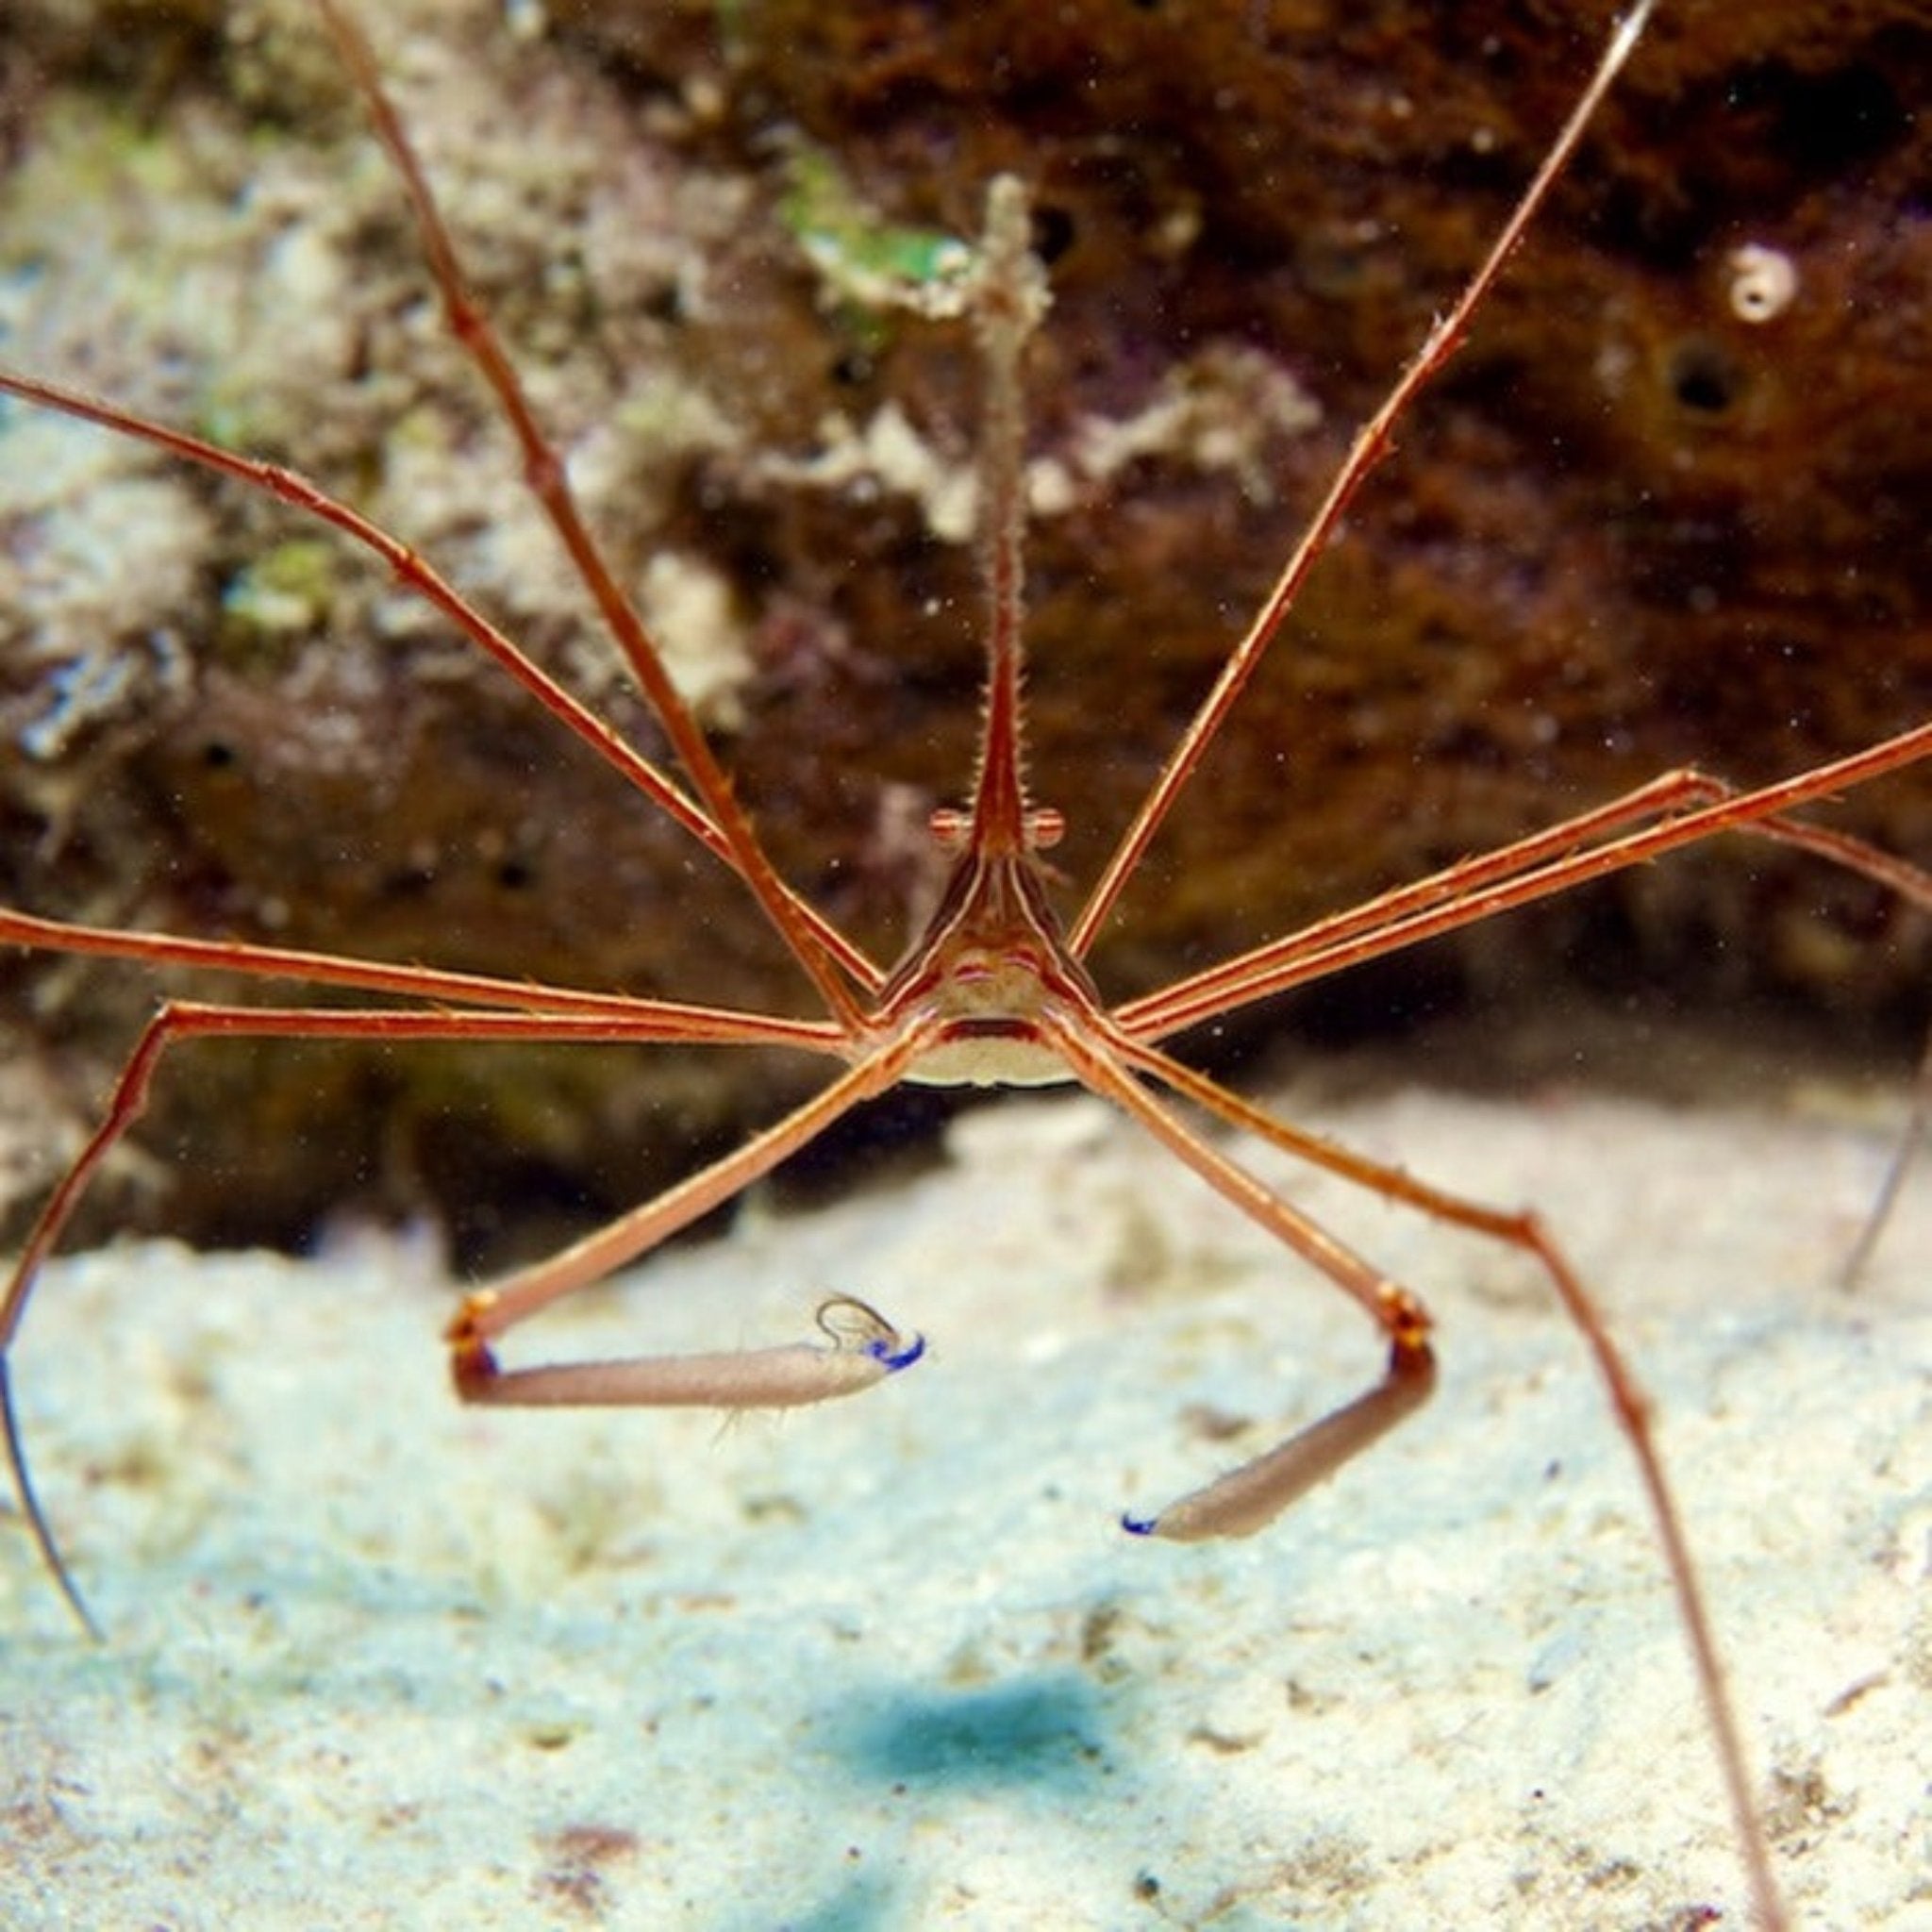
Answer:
763 401 980 544
762 341 1323 546
1067 342 1323 506
636 548 755 725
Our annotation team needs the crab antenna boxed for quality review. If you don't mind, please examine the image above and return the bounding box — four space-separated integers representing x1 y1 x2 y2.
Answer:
963 176 1051 858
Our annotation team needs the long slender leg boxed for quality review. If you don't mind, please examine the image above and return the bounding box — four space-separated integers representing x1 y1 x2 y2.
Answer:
1114 744 1932 1280
0 1367 96 1639
1120 774 1728 1032
458 1292 924 1411
1124 749 1932 1041
0 996 858 1630
314 0 866 1026
1038 1010 1438 1525
0 904 862 1027
448 1029 937 1393
1085 1019 1787 1932
1841 1028 1932 1288
1070 0 1659 955
0 1001 848 1355
0 369 883 997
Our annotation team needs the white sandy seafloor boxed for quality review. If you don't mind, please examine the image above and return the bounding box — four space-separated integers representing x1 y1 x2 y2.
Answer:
0 1071 1926 1930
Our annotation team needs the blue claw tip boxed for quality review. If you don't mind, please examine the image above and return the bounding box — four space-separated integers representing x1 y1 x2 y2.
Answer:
1120 1511 1157 1537
868 1330 925 1374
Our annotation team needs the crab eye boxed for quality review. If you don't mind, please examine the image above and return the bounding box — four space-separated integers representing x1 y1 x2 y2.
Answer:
1024 807 1064 851
927 807 971 851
